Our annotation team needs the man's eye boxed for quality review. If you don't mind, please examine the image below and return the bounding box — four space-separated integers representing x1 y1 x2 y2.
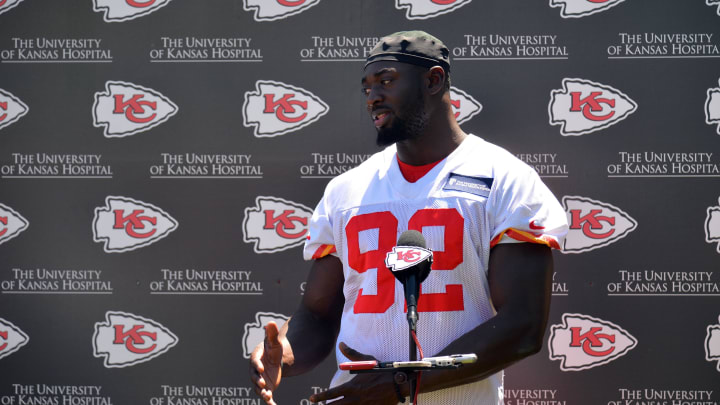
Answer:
380 79 392 85
361 87 370 96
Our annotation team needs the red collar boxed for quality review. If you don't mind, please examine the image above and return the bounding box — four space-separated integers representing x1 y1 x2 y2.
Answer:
396 155 443 183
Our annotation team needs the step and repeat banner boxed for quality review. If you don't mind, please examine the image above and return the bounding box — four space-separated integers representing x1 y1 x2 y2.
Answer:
1 0 719 404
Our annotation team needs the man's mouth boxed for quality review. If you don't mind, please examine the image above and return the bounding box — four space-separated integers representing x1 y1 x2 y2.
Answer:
372 110 391 128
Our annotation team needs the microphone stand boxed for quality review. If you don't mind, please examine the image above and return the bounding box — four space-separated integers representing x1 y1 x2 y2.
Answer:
405 277 419 404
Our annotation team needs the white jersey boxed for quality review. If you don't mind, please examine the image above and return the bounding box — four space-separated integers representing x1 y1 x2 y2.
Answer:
304 134 568 404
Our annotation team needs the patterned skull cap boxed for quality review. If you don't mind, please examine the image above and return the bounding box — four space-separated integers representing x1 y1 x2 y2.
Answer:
365 30 450 72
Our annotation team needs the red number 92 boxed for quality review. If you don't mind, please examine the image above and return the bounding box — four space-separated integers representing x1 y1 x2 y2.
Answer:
346 208 465 314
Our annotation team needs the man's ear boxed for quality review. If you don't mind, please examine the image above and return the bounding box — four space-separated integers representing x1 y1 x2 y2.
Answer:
426 66 446 96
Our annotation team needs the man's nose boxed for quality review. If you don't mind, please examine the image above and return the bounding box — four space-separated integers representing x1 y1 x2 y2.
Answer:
366 86 383 106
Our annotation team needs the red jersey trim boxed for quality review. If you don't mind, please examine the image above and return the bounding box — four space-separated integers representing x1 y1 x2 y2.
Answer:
311 244 337 259
490 228 561 250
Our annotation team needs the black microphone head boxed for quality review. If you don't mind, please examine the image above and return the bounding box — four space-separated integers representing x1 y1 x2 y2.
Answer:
397 230 426 249
386 230 433 285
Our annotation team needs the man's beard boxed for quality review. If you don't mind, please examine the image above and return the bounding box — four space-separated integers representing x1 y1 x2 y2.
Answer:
375 94 428 147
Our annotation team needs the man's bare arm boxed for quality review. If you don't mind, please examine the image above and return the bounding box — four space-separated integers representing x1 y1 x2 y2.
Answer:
417 242 554 392
249 255 345 403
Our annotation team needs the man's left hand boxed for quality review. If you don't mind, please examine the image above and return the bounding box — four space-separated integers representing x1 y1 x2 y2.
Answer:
309 342 407 404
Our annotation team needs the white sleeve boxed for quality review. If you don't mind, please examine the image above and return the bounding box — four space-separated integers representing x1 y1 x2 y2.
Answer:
303 192 338 260
489 165 568 250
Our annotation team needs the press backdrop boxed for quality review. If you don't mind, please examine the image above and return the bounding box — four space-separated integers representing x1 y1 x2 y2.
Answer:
1 1 720 404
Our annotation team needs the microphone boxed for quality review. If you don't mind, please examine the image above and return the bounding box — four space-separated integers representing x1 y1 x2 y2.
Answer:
385 230 433 332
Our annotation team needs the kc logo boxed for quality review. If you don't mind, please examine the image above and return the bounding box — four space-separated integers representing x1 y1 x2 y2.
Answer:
243 80 328 138
706 316 720 372
93 0 173 22
708 0 720 16
386 246 433 272
549 313 637 371
243 196 313 253
0 318 29 360
449 86 482 125
243 0 320 21
549 78 637 136
705 197 720 253
93 196 178 253
550 0 626 18
0 88 29 131
705 78 720 135
93 311 178 368
0 203 29 246
93 81 178 138
562 196 637 253
0 0 24 15
242 312 290 359
395 0 472 20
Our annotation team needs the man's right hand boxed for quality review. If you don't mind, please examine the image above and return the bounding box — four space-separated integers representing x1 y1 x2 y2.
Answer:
250 321 286 405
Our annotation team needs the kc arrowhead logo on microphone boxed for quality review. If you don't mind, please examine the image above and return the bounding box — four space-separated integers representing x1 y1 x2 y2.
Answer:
243 0 320 22
93 196 178 253
450 87 482 125
0 318 29 360
0 88 29 131
549 313 637 371
705 79 720 135
385 246 433 272
242 312 290 359
92 0 173 22
549 0 626 18
243 80 328 138
93 311 178 368
705 197 720 253
562 195 637 254
0 203 29 246
549 78 637 136
243 196 312 253
93 81 178 138
0 0 25 15
395 0 472 20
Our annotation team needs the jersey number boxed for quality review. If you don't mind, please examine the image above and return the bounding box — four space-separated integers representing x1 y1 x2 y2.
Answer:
346 208 464 314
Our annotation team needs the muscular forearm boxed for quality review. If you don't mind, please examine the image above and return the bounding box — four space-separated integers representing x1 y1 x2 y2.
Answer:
280 307 341 377
415 243 553 395
414 308 546 394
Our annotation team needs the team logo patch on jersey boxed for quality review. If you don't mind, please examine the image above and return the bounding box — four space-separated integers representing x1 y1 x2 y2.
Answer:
706 316 720 372
562 195 636 253
0 88 29 131
395 0 472 20
705 79 720 135
93 81 178 138
705 197 720 253
549 313 637 371
92 0 173 22
0 318 29 360
0 0 24 16
243 80 328 138
93 196 178 253
549 78 637 136
549 0 625 18
242 312 290 359
0 203 29 246
450 86 482 125
443 173 493 198
243 0 320 22
93 311 178 368
243 196 312 253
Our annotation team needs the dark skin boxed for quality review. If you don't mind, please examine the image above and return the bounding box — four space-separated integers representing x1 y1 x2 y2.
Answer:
249 60 555 404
